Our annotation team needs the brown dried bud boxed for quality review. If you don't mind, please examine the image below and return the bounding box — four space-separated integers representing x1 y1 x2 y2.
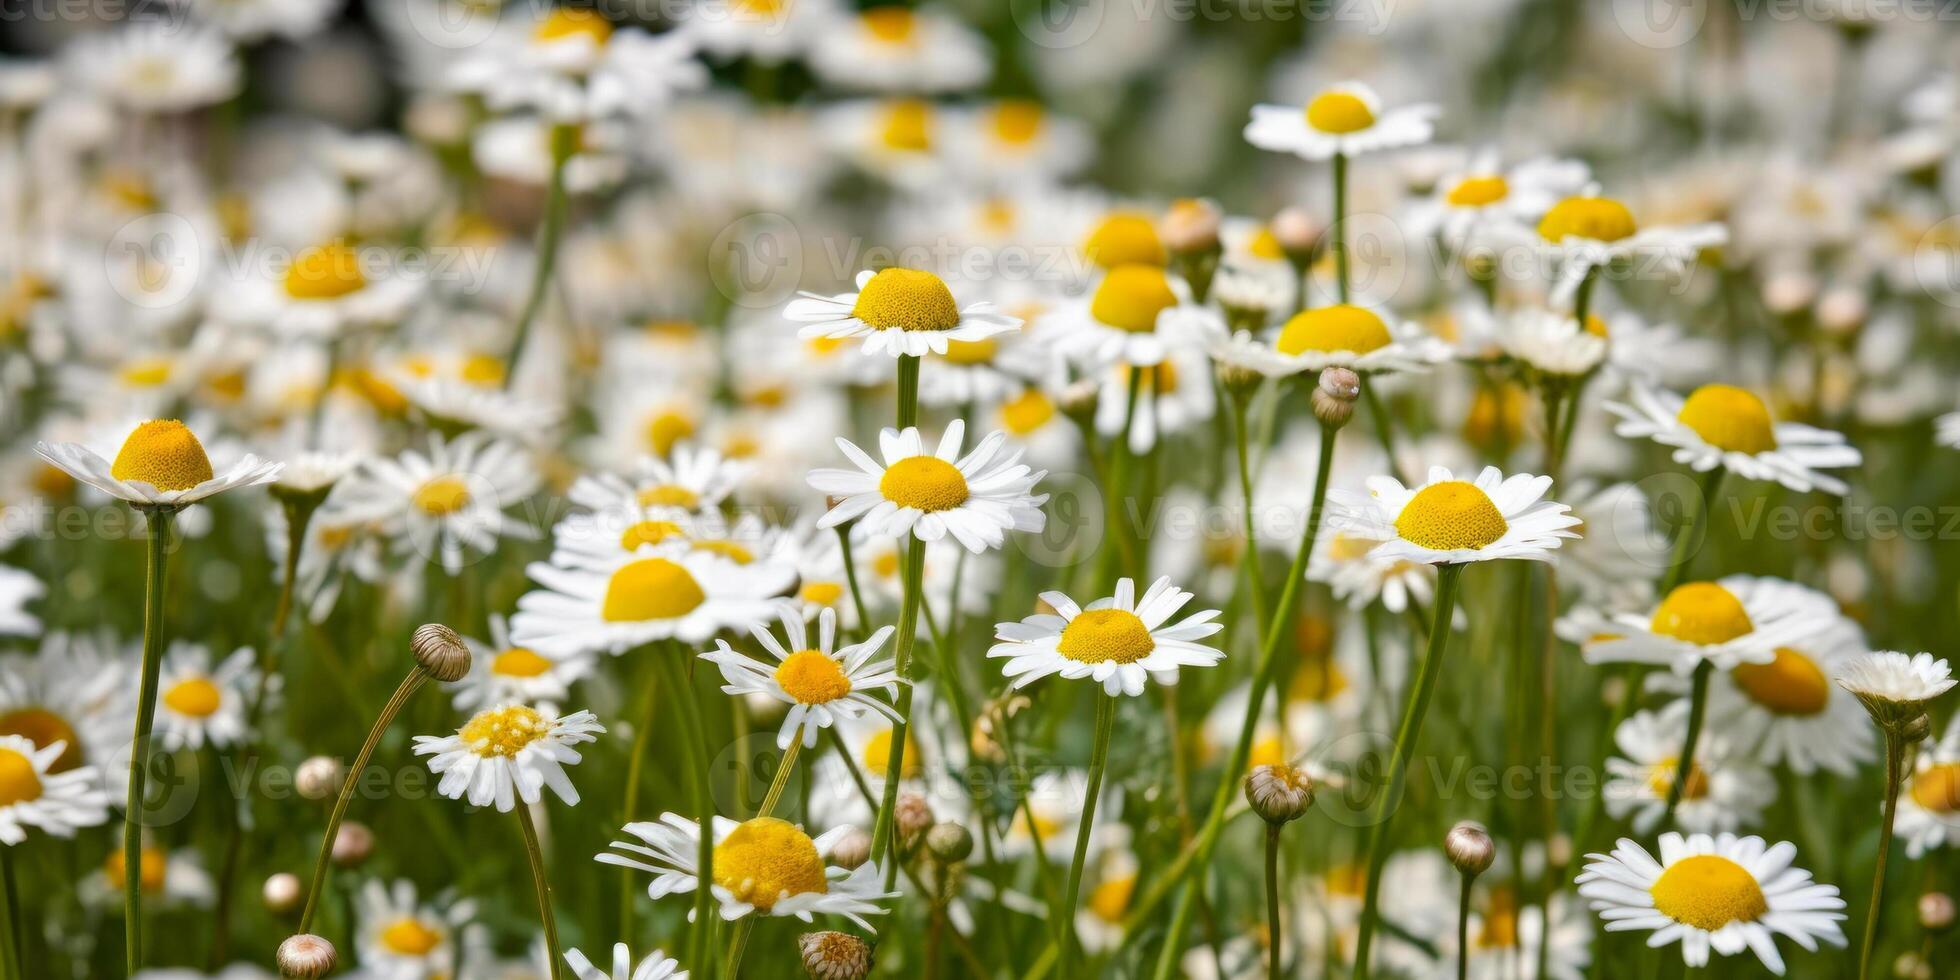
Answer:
1243 764 1314 824
276 934 337 979
331 821 374 868
410 623 472 681
800 930 873 980
1311 368 1361 429
295 756 343 801
925 822 974 863
895 792 935 853
826 826 872 870
1920 891 1955 931
1445 821 1496 876
262 872 302 915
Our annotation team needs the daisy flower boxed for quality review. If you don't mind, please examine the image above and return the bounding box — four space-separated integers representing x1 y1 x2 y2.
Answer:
1499 305 1609 377
0 567 42 637
1327 465 1581 566
786 268 1021 359
1894 719 1960 858
599 813 894 930
65 21 240 113
1048 264 1215 368
1406 152 1592 250
1206 302 1453 377
36 419 282 509
1243 82 1438 160
1448 890 1592 980
510 544 792 657
1605 382 1861 495
944 99 1094 183
1580 575 1836 676
449 6 706 122
413 703 604 812
701 607 899 750
1091 348 1215 454
473 115 631 191
566 445 747 516
1073 848 1139 954
0 733 110 844
331 431 541 574
687 0 834 64
355 878 478 979
564 943 688 980
1604 705 1775 834
806 5 990 93
85 844 215 910
1835 651 1955 730
988 576 1223 697
1535 191 1726 293
1576 832 1846 974
808 419 1047 553
998 769 1124 862
216 239 422 341
449 614 594 714
1309 528 1439 614
0 637 131 781
152 645 257 753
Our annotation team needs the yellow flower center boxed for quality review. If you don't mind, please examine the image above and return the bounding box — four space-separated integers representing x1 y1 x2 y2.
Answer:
937 338 997 365
105 848 168 894
712 817 829 911
1676 384 1778 455
850 268 960 333
600 558 707 622
458 704 550 758
1088 874 1136 923
162 677 222 718
1648 855 1767 931
1730 647 1830 716
1393 481 1509 551
693 540 755 564
643 410 696 457
1082 212 1167 269
1055 609 1156 665
459 353 505 387
1477 887 1520 949
1305 91 1376 133
862 727 923 780
872 550 901 580
775 650 853 705
878 456 970 512
799 581 844 606
111 419 215 492
379 917 444 956
283 242 367 301
861 6 915 43
412 476 472 517
620 519 683 551
1276 305 1393 356
999 391 1054 436
1289 656 1348 703
0 748 43 807
533 7 612 44
1538 196 1637 243
0 709 82 772
989 100 1044 146
491 647 553 678
1583 314 1610 338
119 358 175 388
1090 264 1177 334
1646 755 1710 800
878 99 932 152
637 484 700 510
1247 225 1286 261
1446 175 1510 207
1325 862 1367 898
1649 582 1753 646
1911 763 1960 813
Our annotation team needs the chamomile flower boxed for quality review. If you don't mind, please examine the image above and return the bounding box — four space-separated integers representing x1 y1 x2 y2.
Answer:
807 5 990 93
687 0 834 64
65 21 240 113
86 844 215 911
786 268 1021 359
0 567 41 637
1048 264 1214 368
0 637 130 781
331 431 541 574
1207 302 1453 377
1447 890 1593 980
1835 651 1956 730
152 645 257 753
355 878 478 979
1580 576 1836 676
1576 833 1846 975
1605 382 1862 495
1309 527 1439 614
1092 348 1215 454
413 703 604 812
564 943 688 980
1406 152 1592 250
944 99 1093 183
1894 719 1960 858
1244 82 1438 160
510 544 792 657
809 420 1047 553
1536 192 1726 293
1500 306 1609 377
1073 848 1139 953
989 576 1223 697
0 733 110 844
449 615 593 714
1328 465 1581 566
1604 705 1775 834
449 6 706 122
702 607 898 750
599 814 894 930
474 115 632 192
1554 481 1667 610
217 239 422 341
36 419 282 509
998 768 1123 862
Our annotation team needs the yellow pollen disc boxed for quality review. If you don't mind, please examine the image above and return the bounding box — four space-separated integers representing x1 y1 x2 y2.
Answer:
1055 609 1156 665
1649 582 1754 646
878 99 932 152
1676 384 1778 455
162 678 222 718
799 581 844 606
1326 532 1379 562
620 520 683 551
850 268 960 333
1477 887 1521 948
861 6 916 42
713 817 829 911
0 749 43 807
1393 481 1509 551
533 7 612 44
283 242 366 300
1446 175 1510 207
0 709 82 772
862 727 923 780
1247 226 1286 261
492 648 553 678
1082 213 1167 269
1276 304 1393 355
1583 314 1610 338
1649 855 1767 931
1464 383 1528 449
1538 196 1637 243
111 420 214 492
459 353 505 387
872 550 901 580
1647 755 1710 800
1088 874 1136 923
600 558 707 622
937 338 998 365
1305 91 1376 134
637 484 700 510
458 704 550 758
693 540 755 564
105 848 168 894
1325 863 1367 898
1090 264 1177 333
119 358 174 388
413 476 472 517
644 410 696 457
1910 764 1960 812
380 917 443 956
775 650 853 705
989 100 1044 145
878 456 970 512
1249 735 1286 770
1730 648 1829 716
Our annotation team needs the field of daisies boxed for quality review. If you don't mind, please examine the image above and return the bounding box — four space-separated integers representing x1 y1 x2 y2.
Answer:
4 1 1960 978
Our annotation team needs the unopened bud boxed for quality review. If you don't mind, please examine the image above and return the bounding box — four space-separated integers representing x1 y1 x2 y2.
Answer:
276 934 337 979
826 826 871 870
411 623 472 681
295 756 343 801
1058 379 1099 422
1244 764 1314 824
1901 713 1933 743
1162 198 1221 254
1894 951 1931 980
1816 288 1867 334
1445 821 1496 876
895 793 935 853
800 930 873 980
1311 368 1361 429
1272 206 1321 258
262 872 302 915
1920 892 1955 931
925 822 974 863
331 821 374 868
1214 359 1263 400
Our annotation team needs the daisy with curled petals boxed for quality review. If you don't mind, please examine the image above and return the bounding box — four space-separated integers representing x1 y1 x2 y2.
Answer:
599 813 894 930
35 419 282 510
1328 465 1581 567
1580 576 1838 677
509 543 792 657
1575 832 1846 975
1243 82 1438 161
565 942 687 980
332 430 541 574
0 733 110 844
808 419 1047 553
413 703 604 812
1606 382 1861 495
787 268 1020 359
152 645 258 753
1604 705 1775 834
701 607 899 750
988 577 1223 697
1894 719 1960 858
1205 302 1452 378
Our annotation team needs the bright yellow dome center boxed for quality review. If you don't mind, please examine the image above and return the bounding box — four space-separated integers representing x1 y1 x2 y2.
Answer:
1538 196 1637 243
0 709 82 773
1082 213 1167 269
162 677 222 718
850 268 960 333
637 484 700 510
1649 582 1753 646
862 6 916 42
1088 874 1136 923
600 558 707 622
1583 314 1610 338
458 704 550 758
534 7 612 44
878 99 932 152
412 476 472 516
937 338 998 365
1911 763 1960 813
1646 755 1710 800
106 848 168 894
119 358 174 388
380 917 443 956
713 817 829 910
1090 264 1177 334
999 390 1054 435
878 456 969 512
1730 647 1829 716
1394 482 1509 551
619 519 683 551
643 410 696 457
492 647 553 678
775 650 853 704
1447 175 1510 207
799 581 844 607
111 419 215 492
1055 609 1156 665
0 748 43 807
1649 855 1767 931
692 540 754 564
1676 384 1778 455
989 100 1044 145
1477 888 1520 948
1305 91 1375 133
862 727 923 780
1276 304 1393 356
283 242 366 301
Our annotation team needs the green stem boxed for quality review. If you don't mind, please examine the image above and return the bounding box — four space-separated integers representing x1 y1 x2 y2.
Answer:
1098 365 1146 587
835 525 873 640
895 354 920 428
1264 823 1284 980
722 917 755 979
516 803 565 980
872 538 927 893
1360 384 1408 484
654 652 716 978
1661 660 1714 822
1230 394 1269 625
1353 561 1465 980
756 728 802 818
298 668 429 932
1857 732 1903 980
502 123 575 387
1057 690 1119 971
123 506 173 974
1457 872 1473 980
619 657 658 945
1333 151 1350 303
0 846 16 980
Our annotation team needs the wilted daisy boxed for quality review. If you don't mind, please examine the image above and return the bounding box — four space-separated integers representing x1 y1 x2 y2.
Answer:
0 733 110 844
412 703 604 812
1328 465 1581 566
702 607 899 749
152 645 257 753
1835 651 1955 730
36 419 282 509
1576 833 1846 974
510 544 792 657
599 813 893 930
1581 576 1841 676
1244 82 1438 160
989 576 1223 697
1894 719 1960 858
806 5 990 93
1606 382 1861 494
449 615 593 714
1208 302 1453 377
564 942 688 980
809 419 1047 553
1604 705 1775 834
355 879 477 979
331 431 541 573
787 268 1021 359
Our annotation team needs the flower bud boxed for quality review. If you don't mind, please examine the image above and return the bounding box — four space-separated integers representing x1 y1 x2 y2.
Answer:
1311 368 1361 429
826 826 872 870
1272 206 1322 258
799 930 873 980
276 934 337 979
411 623 472 681
1243 764 1314 824
1058 379 1099 423
1162 198 1222 254
1816 287 1866 335
331 821 374 868
295 756 343 801
1214 359 1264 401
262 872 302 915
1444 821 1496 876
895 792 935 853
1893 951 1932 980
1901 713 1933 743
1920 891 1955 931
925 822 974 863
